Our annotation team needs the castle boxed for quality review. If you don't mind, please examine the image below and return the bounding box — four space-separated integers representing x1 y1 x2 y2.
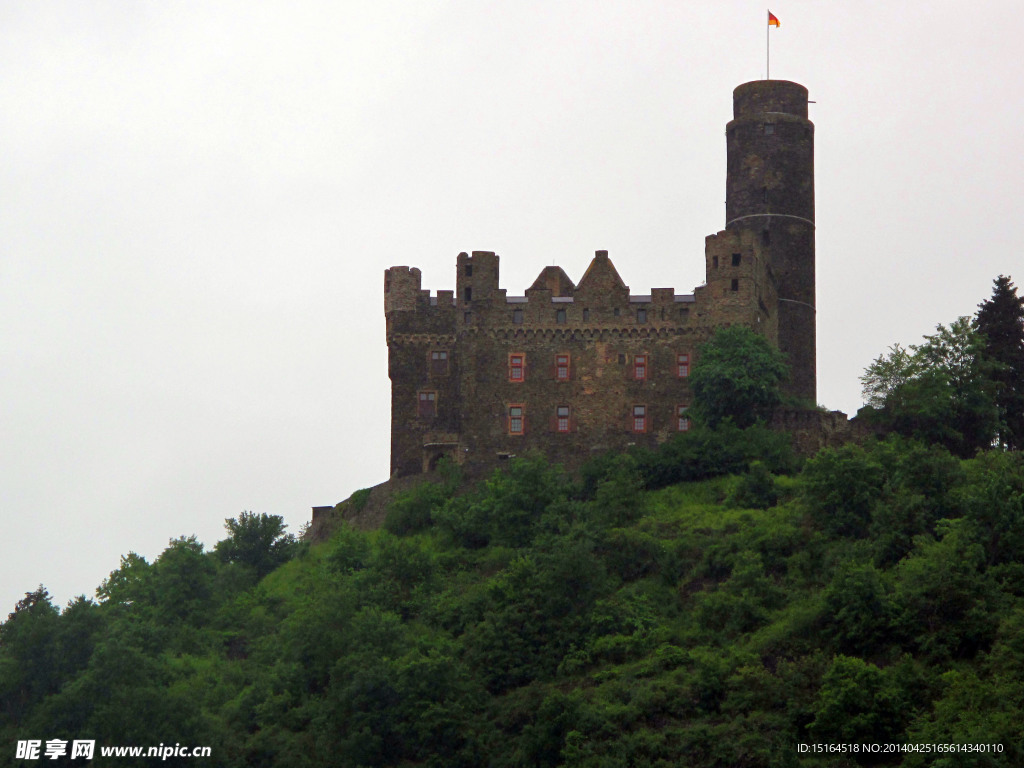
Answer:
384 80 816 478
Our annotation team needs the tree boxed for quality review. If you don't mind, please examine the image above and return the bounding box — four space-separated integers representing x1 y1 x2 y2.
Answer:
860 343 916 411
975 275 1024 449
802 443 884 538
689 326 789 428
215 512 296 578
0 587 61 722
861 317 1000 456
809 655 913 745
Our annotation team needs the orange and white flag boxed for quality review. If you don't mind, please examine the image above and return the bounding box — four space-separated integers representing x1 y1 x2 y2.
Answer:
768 11 780 27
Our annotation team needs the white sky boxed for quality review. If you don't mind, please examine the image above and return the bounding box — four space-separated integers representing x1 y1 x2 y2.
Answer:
3 1 1023 612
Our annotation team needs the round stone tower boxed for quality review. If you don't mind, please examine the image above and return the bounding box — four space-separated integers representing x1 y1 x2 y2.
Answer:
726 80 815 403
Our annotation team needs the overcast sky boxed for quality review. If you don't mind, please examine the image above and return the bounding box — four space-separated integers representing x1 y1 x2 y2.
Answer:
3 0 1022 613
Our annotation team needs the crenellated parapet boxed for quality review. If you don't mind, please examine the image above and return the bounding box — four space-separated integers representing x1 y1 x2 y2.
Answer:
380 79 816 479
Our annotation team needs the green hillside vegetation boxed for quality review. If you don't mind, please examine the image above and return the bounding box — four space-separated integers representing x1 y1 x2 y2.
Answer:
2 278 1023 768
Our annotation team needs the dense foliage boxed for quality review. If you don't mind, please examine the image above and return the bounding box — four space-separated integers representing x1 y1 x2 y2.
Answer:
862 275 1023 457
3 425 1024 767
689 325 790 428
3 283 1021 766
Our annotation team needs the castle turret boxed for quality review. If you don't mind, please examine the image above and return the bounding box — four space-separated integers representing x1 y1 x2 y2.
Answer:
456 251 500 307
726 80 815 402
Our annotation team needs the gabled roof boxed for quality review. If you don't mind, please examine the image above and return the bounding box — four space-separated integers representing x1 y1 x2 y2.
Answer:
528 266 576 297
575 250 629 299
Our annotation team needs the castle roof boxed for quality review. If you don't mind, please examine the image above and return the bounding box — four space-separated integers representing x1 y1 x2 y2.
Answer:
528 266 576 297
575 250 629 301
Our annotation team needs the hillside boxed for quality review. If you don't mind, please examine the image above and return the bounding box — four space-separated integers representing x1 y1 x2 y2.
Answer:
2 425 1023 767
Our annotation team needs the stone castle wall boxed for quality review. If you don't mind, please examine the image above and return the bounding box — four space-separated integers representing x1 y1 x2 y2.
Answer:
385 235 777 478
383 79 817 480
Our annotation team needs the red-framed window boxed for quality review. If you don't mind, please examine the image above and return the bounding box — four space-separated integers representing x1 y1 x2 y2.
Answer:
676 353 690 378
633 354 648 381
555 354 570 381
676 405 690 432
418 391 436 418
508 404 524 435
509 353 525 383
556 405 570 433
632 404 647 433
431 350 449 376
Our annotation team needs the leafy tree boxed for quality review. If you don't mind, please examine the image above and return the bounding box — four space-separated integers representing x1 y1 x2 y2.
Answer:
960 451 1024 567
860 342 917 410
802 443 884 538
689 326 789 428
904 667 1024 767
820 562 894 655
869 436 965 565
322 648 491 768
861 317 1000 456
809 655 915 745
149 536 219 638
96 552 152 607
975 274 1024 449
892 519 1003 660
31 634 203 749
215 511 296 578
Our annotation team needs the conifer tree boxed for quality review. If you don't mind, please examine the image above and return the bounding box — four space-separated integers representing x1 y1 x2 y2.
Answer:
975 275 1024 449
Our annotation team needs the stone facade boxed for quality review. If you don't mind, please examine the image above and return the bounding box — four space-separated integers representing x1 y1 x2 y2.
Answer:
384 80 817 479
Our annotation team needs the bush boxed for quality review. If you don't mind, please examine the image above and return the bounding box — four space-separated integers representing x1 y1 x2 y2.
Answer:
633 422 794 491
726 462 779 510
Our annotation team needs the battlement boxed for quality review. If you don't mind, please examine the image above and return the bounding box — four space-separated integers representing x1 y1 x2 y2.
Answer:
386 250 705 340
383 266 423 314
383 79 815 478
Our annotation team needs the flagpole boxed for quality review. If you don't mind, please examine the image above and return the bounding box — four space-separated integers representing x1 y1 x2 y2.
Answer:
766 9 770 80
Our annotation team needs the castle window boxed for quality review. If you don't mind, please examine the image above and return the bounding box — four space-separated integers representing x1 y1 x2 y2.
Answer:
513 308 523 324
764 123 775 135
464 311 472 323
465 263 473 277
508 405 524 435
633 354 648 381
762 229 771 246
677 353 690 378
555 354 570 381
613 308 620 317
583 308 590 322
509 353 525 382
556 405 570 433
713 256 719 269
464 287 472 302
731 279 739 292
636 308 647 323
418 391 437 419
556 309 566 324
732 253 741 266
632 405 647 433
677 405 691 432
431 350 449 376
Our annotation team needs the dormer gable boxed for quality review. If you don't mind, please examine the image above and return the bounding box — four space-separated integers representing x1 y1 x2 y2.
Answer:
527 266 576 297
574 249 629 305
